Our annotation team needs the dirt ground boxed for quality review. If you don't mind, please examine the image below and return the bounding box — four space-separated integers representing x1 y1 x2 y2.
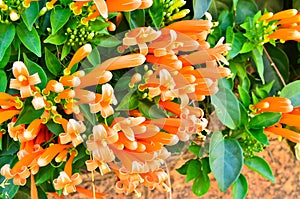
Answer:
67 137 300 199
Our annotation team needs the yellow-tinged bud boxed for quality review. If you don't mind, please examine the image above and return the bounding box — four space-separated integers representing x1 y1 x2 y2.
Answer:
9 10 19 21
170 9 190 20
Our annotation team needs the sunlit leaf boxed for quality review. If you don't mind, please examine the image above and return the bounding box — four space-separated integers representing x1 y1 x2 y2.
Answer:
21 2 39 31
0 23 15 61
209 138 243 192
50 7 71 35
280 80 300 107
232 174 248 199
16 23 41 57
245 156 275 182
0 70 7 92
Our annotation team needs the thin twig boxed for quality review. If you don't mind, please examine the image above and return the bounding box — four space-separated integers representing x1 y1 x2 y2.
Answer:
263 46 287 86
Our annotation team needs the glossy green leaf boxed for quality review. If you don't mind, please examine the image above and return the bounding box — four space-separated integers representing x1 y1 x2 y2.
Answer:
240 42 254 54
238 85 250 107
1 179 19 199
45 47 62 76
0 70 7 92
35 165 55 185
116 91 139 111
16 23 41 57
23 54 47 89
263 44 289 94
138 100 166 119
252 47 265 84
148 0 164 28
87 47 101 67
232 174 248 199
61 43 71 60
14 97 44 126
236 0 258 23
94 35 121 47
250 112 282 129
192 170 210 196
44 29 68 45
193 0 212 19
0 46 11 69
188 145 201 157
247 128 269 145
211 86 247 129
0 23 15 61
46 120 64 136
79 104 97 125
209 131 223 152
50 7 71 35
186 159 202 182
280 80 300 108
208 0 232 19
176 159 193 175
21 2 39 30
209 138 243 192
245 156 276 182
230 62 250 91
124 9 145 29
218 10 234 32
226 30 245 60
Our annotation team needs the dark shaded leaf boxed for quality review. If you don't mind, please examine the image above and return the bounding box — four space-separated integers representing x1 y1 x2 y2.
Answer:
0 23 15 61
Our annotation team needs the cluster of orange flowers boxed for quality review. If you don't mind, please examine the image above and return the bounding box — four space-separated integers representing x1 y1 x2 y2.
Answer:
0 4 232 198
253 97 300 144
259 9 300 42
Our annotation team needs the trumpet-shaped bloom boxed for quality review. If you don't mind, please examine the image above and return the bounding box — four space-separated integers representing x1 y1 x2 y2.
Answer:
86 124 118 162
59 119 86 147
10 61 41 98
89 83 117 118
112 117 146 141
253 97 293 113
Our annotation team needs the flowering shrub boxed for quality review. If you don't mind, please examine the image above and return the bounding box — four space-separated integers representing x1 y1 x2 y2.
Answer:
0 0 300 198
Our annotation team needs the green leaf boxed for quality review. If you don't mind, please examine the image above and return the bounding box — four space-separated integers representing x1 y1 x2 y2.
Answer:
14 97 44 126
186 159 202 182
245 156 276 182
124 9 145 29
16 23 41 57
238 85 250 107
232 174 248 199
50 7 71 35
226 31 246 60
209 131 223 152
188 145 201 157
249 112 282 129
0 23 15 61
176 159 192 175
138 100 166 119
61 43 71 60
0 70 7 92
35 164 55 185
211 86 247 129
1 179 19 198
0 46 11 69
93 35 121 47
21 2 39 30
230 62 250 91
263 44 289 94
79 104 97 125
218 10 234 32
280 80 300 108
45 47 62 76
236 0 258 23
116 91 139 111
148 0 164 28
252 47 265 84
209 138 243 192
87 47 101 67
240 42 254 54
208 0 232 19
44 29 68 45
46 120 64 136
193 0 212 19
23 54 47 89
192 170 210 196
247 128 269 145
